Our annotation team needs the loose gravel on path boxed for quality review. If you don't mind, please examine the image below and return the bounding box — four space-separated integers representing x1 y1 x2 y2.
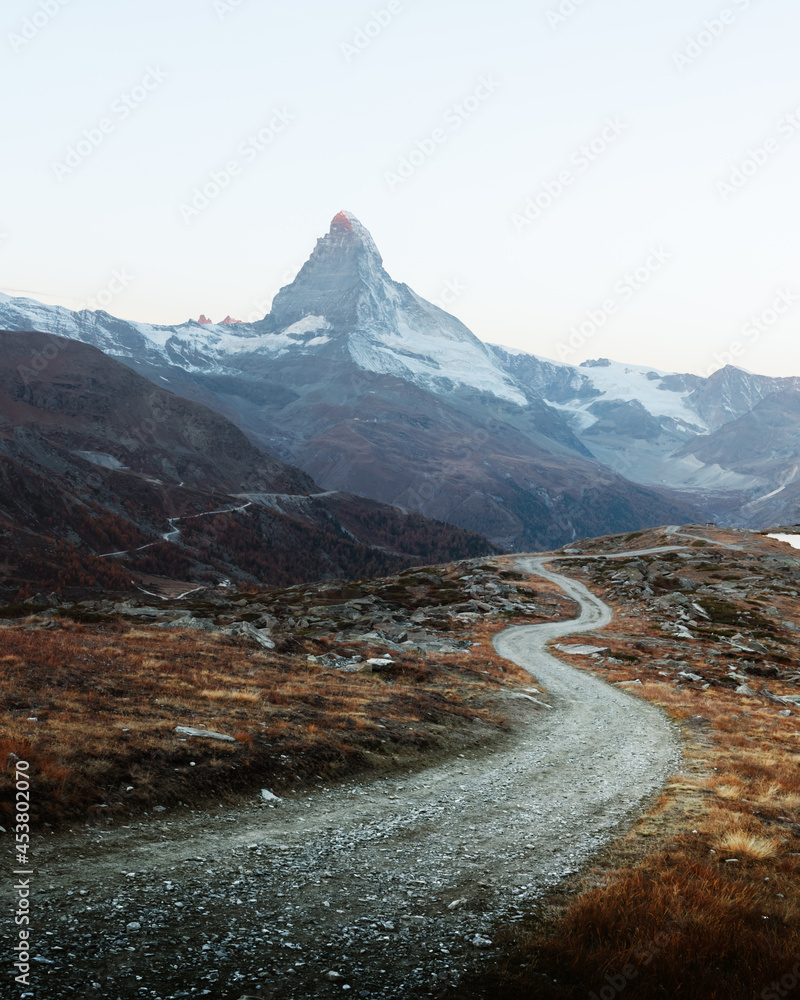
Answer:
5 556 682 1000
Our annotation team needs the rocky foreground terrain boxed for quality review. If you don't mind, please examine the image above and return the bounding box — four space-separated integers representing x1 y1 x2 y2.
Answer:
3 525 799 1000
0 558 574 828
2 550 678 1000
550 525 800 707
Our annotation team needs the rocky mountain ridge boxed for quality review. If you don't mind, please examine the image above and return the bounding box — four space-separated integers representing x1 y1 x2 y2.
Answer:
1 213 797 539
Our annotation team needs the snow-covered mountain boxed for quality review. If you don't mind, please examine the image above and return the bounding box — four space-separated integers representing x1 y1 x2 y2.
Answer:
264 211 528 405
0 212 525 404
489 347 800 503
2 211 798 539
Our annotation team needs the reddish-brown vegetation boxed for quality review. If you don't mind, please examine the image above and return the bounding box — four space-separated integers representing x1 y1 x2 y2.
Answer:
0 620 523 827
458 531 800 1000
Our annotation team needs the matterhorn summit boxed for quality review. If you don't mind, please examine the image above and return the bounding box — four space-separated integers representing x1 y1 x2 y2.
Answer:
1 210 795 544
265 211 528 404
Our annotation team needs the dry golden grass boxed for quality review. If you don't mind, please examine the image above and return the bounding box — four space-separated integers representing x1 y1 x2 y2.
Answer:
715 828 780 861
460 540 800 1000
199 688 262 702
0 619 526 826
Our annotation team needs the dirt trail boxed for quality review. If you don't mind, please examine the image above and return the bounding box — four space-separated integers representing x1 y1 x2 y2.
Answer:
12 554 682 1000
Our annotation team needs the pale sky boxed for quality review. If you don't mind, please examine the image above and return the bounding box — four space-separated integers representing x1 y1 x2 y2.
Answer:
2 0 800 378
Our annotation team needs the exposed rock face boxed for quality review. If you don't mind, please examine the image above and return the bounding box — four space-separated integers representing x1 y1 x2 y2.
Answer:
5 212 797 543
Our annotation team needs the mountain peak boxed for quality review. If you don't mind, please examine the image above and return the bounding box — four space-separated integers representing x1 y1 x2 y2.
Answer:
269 211 386 328
325 210 382 264
330 210 354 233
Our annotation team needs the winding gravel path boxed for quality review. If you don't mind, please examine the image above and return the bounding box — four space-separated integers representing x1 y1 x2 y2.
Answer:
17 555 681 1000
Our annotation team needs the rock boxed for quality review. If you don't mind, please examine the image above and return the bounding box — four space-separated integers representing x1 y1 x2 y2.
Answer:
160 617 217 631
469 934 493 948
405 640 470 654
115 603 163 619
447 898 467 910
320 653 350 669
554 644 611 656
174 726 238 743
260 789 282 804
126 922 141 933
326 971 344 980
615 679 643 687
160 610 194 622
224 621 276 649
29 592 62 607
654 593 691 609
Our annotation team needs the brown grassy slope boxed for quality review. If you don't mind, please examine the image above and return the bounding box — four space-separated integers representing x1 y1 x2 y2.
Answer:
456 528 800 1000
0 623 523 826
0 559 565 827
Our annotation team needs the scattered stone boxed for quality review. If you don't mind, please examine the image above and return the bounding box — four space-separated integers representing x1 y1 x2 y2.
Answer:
554 644 611 656
366 657 394 670
224 621 276 649
174 726 238 743
159 617 217 631
469 934 493 948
